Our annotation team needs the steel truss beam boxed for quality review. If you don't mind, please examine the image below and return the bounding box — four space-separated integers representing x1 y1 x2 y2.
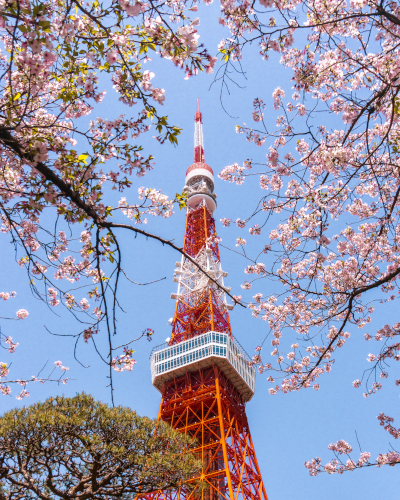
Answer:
142 366 268 500
184 204 219 261
172 289 231 344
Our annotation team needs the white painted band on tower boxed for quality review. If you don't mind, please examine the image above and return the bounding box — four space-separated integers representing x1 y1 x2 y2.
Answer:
187 193 216 213
185 167 215 190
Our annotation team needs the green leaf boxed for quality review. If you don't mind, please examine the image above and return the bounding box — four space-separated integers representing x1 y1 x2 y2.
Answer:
169 134 178 145
32 4 42 17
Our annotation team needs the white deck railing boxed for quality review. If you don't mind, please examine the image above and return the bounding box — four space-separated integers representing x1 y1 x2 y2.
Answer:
150 331 255 400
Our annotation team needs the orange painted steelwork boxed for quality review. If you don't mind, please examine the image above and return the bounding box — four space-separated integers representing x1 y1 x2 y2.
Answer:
144 366 268 500
143 175 267 500
183 204 220 261
171 288 231 344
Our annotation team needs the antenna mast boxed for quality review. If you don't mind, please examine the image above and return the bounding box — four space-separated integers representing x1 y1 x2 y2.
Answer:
194 98 204 163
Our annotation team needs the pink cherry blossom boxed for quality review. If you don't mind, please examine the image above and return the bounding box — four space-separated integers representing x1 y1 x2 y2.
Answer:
107 50 118 65
16 309 29 320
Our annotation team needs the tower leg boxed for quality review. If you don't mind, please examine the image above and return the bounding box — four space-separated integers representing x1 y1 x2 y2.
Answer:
142 366 267 500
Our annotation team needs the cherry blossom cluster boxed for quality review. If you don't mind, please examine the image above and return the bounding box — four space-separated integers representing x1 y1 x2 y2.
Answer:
0 290 29 321
219 161 252 184
111 347 137 372
0 359 69 399
305 443 399 475
220 218 232 227
377 413 400 440
350 322 400 397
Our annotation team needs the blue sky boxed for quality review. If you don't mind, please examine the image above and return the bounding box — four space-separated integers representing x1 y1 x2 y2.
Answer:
1 2 399 499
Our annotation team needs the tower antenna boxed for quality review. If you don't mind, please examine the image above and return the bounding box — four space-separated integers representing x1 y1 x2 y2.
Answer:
194 98 204 163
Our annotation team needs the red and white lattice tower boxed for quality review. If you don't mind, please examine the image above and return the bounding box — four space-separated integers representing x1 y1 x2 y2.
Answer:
147 100 268 500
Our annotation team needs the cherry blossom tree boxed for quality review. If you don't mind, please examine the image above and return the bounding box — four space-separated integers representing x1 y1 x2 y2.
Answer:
0 0 222 401
1 0 400 477
216 0 400 473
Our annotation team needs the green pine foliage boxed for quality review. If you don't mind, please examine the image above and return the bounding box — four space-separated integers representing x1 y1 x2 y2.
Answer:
0 393 201 499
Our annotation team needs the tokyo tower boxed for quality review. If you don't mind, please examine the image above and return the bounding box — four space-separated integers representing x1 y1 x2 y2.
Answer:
147 100 268 500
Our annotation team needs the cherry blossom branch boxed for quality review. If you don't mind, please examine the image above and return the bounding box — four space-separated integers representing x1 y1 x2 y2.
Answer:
0 126 244 307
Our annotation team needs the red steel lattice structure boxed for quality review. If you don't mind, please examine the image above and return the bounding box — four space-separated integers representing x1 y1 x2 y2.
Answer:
145 102 268 500
183 202 219 261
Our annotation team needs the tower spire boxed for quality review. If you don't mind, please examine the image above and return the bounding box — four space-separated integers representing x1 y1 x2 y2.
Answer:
194 98 204 163
184 99 216 214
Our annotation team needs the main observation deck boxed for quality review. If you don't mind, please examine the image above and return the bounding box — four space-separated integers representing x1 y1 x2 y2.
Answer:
150 331 256 402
